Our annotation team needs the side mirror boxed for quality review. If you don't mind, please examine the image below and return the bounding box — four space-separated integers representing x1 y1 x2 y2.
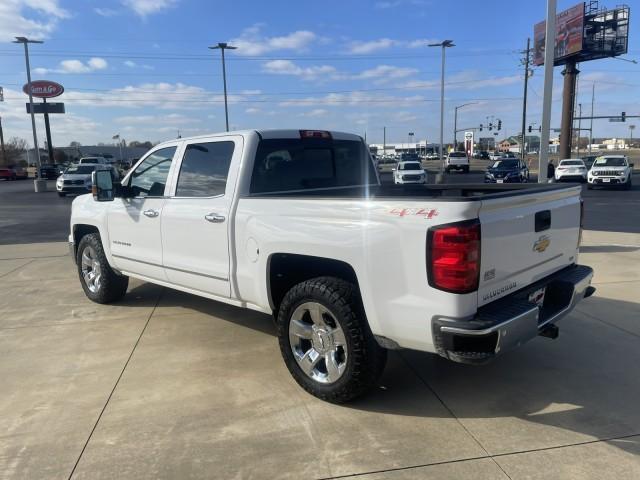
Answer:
630 163 634 168
92 170 115 202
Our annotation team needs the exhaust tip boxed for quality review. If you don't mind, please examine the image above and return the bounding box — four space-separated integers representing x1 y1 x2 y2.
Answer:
584 286 596 298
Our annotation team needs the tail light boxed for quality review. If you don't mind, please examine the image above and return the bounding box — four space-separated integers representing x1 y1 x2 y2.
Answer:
427 220 481 294
300 130 331 139
578 198 584 246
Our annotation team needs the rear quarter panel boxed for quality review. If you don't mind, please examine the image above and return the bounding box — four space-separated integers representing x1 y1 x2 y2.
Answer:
233 197 480 351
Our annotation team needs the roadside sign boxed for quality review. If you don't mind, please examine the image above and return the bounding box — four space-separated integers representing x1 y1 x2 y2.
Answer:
609 117 624 122
26 102 65 114
22 80 64 99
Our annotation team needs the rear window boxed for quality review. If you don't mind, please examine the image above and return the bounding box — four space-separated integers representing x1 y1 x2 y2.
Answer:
560 160 583 166
250 138 377 194
449 152 466 158
399 162 422 171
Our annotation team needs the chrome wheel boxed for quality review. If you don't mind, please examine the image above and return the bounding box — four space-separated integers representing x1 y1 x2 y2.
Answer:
289 302 348 384
80 246 102 293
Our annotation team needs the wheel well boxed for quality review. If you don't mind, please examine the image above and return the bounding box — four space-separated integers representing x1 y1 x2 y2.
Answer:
72 224 100 259
268 253 359 312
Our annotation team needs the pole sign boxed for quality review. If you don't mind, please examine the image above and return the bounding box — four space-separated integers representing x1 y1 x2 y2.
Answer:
22 80 64 99
26 103 65 114
464 131 474 158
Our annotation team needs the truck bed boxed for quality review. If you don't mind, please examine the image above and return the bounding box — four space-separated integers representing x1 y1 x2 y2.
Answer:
244 182 580 201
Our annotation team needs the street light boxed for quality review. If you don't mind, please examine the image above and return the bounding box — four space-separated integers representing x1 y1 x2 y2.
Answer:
453 102 477 149
209 42 237 132
13 36 45 192
428 40 455 171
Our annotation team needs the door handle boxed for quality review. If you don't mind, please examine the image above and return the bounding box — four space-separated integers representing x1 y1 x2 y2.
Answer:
205 213 225 223
143 209 159 218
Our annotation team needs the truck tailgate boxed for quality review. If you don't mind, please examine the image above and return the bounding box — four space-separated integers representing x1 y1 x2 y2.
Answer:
477 185 582 306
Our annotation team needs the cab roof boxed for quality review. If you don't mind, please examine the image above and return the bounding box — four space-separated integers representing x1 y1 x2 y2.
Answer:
156 129 363 146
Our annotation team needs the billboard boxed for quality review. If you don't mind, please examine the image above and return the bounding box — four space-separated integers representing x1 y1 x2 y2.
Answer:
464 131 474 158
534 2 585 66
22 80 64 98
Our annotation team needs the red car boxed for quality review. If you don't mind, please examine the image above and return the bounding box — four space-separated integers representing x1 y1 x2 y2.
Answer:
0 168 17 181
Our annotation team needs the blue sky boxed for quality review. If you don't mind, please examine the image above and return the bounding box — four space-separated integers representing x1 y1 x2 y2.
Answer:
0 0 638 147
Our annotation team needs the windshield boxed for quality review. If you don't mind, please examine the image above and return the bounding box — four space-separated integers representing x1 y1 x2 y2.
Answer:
65 165 98 175
594 157 627 167
449 152 466 158
491 160 518 169
399 162 422 171
560 160 584 166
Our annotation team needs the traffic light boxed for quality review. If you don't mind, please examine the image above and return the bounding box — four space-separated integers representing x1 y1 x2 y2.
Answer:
528 125 532 133
489 123 493 131
622 111 626 122
479 124 483 131
498 120 502 130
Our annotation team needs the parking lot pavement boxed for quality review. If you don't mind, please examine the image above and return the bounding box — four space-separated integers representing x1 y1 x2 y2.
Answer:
1 230 639 479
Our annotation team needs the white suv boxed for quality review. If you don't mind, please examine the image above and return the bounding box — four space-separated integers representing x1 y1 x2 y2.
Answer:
393 161 427 184
587 155 634 190
445 151 470 173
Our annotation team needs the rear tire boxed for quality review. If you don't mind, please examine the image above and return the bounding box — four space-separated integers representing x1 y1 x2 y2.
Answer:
76 233 129 304
276 276 387 403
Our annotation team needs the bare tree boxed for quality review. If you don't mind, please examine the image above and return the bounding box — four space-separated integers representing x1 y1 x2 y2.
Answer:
2 137 28 166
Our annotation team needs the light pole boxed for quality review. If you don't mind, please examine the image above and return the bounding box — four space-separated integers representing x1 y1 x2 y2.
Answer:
538 0 557 183
429 40 455 171
209 42 237 132
14 36 45 192
454 102 477 150
629 125 636 148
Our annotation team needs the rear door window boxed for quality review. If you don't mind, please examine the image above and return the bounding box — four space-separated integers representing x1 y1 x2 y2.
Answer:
250 138 376 194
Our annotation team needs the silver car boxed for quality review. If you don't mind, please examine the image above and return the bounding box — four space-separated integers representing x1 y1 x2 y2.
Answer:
56 164 118 197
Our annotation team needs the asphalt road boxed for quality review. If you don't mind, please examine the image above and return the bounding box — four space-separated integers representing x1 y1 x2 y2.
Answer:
1 169 638 245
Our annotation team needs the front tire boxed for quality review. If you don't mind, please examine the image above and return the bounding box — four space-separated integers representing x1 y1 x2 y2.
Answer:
276 276 387 403
76 233 129 304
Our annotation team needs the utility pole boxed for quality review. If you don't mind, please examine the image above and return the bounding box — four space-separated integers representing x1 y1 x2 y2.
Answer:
14 36 45 192
630 125 636 147
42 98 55 163
577 103 582 157
520 37 531 158
209 42 237 132
538 0 557 183
383 126 386 157
559 59 579 159
429 40 455 174
589 83 595 154
0 116 6 166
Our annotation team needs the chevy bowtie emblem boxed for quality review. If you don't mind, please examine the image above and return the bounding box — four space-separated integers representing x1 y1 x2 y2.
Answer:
533 235 551 253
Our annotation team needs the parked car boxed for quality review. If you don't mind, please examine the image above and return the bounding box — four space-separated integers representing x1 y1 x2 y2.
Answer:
69 129 594 403
400 153 420 163
78 156 107 165
500 152 518 159
484 158 529 183
475 151 490 160
0 167 17 181
489 151 503 161
39 164 60 179
445 151 469 173
393 160 427 185
7 165 28 179
587 155 634 190
426 152 439 160
56 163 119 197
555 159 588 183
377 157 397 173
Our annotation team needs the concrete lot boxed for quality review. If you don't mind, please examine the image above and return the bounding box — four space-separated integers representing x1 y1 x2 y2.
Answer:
1 228 639 479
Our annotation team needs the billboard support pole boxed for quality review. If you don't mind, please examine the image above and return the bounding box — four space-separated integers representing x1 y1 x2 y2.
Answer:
42 98 55 164
559 60 579 159
538 0 557 183
520 37 531 158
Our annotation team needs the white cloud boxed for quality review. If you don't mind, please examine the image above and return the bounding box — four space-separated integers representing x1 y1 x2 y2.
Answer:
232 25 317 56
262 60 336 80
401 71 521 91
35 57 109 74
115 113 194 125
0 0 70 41
124 60 137 68
245 107 262 114
94 7 119 17
121 0 178 17
347 38 398 54
352 65 418 84
299 109 328 118
279 91 427 109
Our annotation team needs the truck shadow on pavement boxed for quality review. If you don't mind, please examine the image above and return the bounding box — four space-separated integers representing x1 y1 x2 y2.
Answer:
122 283 640 456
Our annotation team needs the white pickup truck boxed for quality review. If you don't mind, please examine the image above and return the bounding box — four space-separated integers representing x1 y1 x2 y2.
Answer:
69 129 594 403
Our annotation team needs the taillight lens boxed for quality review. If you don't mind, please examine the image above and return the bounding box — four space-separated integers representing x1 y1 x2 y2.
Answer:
427 220 481 293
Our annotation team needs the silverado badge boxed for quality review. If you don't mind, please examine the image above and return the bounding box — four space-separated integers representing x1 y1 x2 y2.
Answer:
533 235 550 253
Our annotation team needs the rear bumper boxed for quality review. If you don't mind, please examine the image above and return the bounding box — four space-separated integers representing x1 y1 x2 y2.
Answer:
432 264 594 365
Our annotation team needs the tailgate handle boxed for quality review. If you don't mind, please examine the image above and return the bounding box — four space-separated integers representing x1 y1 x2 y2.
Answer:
535 210 551 232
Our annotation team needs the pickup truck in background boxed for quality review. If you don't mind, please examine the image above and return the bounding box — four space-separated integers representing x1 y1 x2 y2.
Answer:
69 129 594 403
445 151 470 173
